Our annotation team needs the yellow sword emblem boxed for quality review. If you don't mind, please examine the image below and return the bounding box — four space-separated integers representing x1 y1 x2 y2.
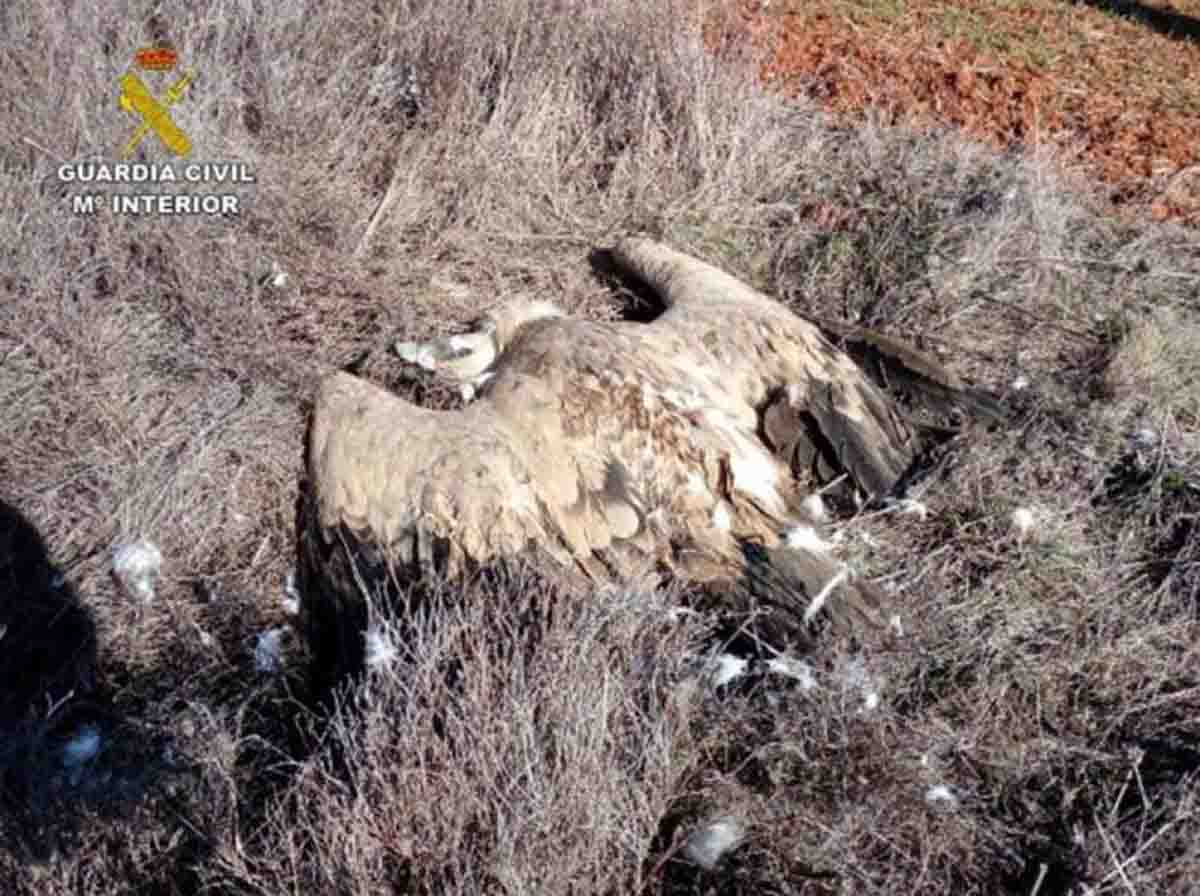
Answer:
119 70 194 159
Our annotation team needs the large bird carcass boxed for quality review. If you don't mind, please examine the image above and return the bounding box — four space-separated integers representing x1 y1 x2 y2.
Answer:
296 237 1002 687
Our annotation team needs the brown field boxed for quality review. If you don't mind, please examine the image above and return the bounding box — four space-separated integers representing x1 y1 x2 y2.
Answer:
724 0 1200 222
2 1 1199 893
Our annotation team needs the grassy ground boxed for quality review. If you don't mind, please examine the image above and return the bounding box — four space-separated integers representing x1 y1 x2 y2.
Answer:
733 0 1200 222
2 0 1200 893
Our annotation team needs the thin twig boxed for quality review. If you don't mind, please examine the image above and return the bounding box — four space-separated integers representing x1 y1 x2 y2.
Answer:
1006 255 1200 284
355 145 431 259
1028 862 1048 896
1094 810 1194 892
967 291 1095 341
1092 810 1138 896
22 135 65 163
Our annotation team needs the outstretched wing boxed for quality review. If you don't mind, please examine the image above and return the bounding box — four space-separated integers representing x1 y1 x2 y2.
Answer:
298 371 645 685
609 235 781 321
609 236 923 502
812 318 1009 424
304 371 651 575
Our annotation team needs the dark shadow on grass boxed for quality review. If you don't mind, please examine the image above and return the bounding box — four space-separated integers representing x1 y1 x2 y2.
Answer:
587 246 669 323
0 498 96 732
1070 0 1200 44
0 498 214 885
0 496 102 858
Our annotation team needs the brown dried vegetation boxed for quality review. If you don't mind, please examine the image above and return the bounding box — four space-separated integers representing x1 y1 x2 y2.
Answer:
2 0 1200 894
724 0 1200 223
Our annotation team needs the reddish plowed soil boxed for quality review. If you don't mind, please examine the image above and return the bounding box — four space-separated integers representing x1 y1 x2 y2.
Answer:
720 0 1200 222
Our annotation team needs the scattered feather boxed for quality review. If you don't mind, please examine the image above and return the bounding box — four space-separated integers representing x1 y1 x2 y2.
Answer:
765 655 817 690
786 524 835 553
1130 427 1159 450
801 493 828 522
925 784 959 810
112 539 163 602
683 816 746 870
254 628 287 673
282 571 301 616
891 497 929 520
1010 506 1039 536
62 725 102 767
803 566 848 624
840 654 882 713
665 605 700 623
709 653 749 689
259 260 289 288
365 626 399 670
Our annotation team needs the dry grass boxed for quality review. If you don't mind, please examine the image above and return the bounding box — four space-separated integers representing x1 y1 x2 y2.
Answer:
208 572 706 894
2 0 1200 893
740 0 1200 221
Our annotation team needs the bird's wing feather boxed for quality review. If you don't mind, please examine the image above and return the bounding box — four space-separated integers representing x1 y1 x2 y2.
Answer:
610 236 778 319
308 371 631 578
814 319 1008 423
762 379 918 499
611 237 921 501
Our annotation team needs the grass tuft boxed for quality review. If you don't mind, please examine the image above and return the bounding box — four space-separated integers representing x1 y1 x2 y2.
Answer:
2 0 1200 892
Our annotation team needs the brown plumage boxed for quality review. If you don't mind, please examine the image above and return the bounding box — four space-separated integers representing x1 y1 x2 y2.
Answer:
297 237 1000 684
812 317 1009 424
